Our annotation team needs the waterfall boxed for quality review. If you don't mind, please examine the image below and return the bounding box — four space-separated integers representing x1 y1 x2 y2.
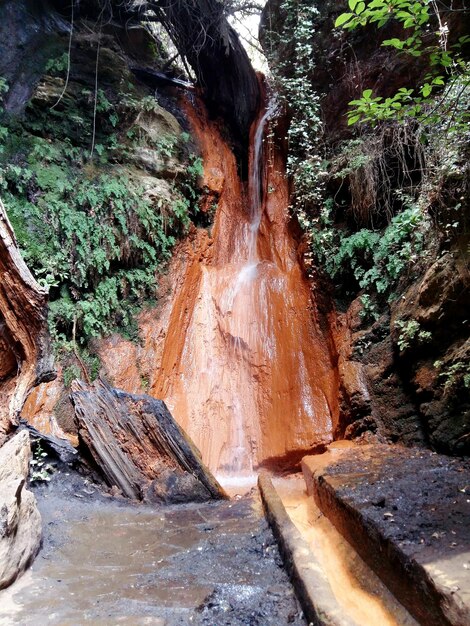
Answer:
153 94 339 480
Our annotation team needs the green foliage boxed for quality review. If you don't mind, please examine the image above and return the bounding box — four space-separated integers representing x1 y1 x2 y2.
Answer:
0 76 202 345
61 346 101 387
45 53 69 75
395 318 432 351
335 0 431 35
0 78 9 153
268 1 325 213
434 359 470 391
140 374 150 391
30 444 54 483
335 0 470 127
308 200 429 319
359 294 379 321
2 166 184 341
0 77 8 98
63 363 82 389
310 201 428 295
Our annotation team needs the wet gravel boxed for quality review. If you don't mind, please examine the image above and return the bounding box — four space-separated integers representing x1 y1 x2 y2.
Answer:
0 470 306 625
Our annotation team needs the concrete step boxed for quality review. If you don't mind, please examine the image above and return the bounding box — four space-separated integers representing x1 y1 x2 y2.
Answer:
302 442 470 626
260 472 418 626
259 472 356 626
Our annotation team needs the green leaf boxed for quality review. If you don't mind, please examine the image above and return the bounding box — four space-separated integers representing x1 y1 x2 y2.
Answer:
362 89 373 100
347 114 361 125
335 13 354 27
382 38 405 49
355 2 366 14
421 83 432 97
348 0 359 10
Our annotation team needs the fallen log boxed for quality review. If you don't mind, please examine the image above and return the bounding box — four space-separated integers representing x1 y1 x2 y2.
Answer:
0 199 55 445
71 378 227 503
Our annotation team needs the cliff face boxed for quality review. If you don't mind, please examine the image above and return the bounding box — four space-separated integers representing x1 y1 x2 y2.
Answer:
4 1 341 473
3 0 468 465
261 0 470 455
2 0 333 477
0 0 67 114
0 2 201 442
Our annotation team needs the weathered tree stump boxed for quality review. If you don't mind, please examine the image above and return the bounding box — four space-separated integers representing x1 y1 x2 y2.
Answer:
0 199 55 445
71 379 227 503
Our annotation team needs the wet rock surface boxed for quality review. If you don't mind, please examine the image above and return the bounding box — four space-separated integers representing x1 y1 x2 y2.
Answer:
303 444 470 626
0 470 305 625
151 95 339 475
0 431 42 590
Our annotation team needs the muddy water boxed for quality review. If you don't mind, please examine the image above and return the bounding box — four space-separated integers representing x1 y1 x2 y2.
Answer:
0 474 305 626
274 475 419 626
152 93 339 476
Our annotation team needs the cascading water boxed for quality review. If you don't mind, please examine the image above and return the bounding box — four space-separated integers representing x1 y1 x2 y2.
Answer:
215 99 279 474
152 91 339 481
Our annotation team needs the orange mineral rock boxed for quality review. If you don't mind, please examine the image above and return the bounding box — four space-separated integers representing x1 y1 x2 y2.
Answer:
152 95 340 476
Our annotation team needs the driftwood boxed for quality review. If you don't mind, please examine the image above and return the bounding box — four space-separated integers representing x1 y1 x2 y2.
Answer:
0 199 55 444
71 379 227 503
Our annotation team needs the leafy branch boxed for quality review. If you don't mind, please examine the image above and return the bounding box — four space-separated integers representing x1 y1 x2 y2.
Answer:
335 0 470 126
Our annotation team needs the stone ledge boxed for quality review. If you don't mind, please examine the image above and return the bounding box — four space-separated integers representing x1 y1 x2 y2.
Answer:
258 472 355 626
302 444 470 626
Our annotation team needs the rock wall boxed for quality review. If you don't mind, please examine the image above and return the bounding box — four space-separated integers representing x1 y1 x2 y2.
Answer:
0 431 42 590
0 0 67 114
7 0 468 466
261 0 470 455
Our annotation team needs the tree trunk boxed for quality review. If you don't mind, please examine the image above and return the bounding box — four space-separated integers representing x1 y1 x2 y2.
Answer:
71 379 227 503
152 0 261 167
52 0 261 170
0 199 55 444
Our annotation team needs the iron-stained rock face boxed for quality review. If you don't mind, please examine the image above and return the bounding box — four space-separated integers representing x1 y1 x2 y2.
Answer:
0 430 42 590
149 96 340 474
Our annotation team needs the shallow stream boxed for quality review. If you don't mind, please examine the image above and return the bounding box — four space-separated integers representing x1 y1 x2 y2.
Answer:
0 472 305 625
